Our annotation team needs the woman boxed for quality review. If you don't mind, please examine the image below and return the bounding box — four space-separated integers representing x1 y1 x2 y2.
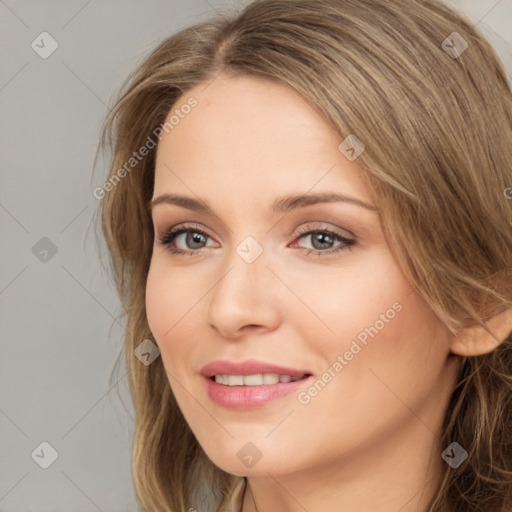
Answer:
97 0 512 510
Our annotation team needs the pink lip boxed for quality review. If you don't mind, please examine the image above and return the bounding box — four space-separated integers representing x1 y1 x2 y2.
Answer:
200 359 313 410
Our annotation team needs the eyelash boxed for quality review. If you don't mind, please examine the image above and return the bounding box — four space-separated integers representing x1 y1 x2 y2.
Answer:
157 222 356 257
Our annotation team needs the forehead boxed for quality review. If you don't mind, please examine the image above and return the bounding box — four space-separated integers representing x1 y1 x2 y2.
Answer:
153 75 372 208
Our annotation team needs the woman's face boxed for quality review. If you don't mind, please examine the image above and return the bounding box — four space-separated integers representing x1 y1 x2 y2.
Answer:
146 75 460 478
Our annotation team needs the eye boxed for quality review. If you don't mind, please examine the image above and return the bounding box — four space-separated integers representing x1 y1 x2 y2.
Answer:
157 223 217 255
291 226 356 255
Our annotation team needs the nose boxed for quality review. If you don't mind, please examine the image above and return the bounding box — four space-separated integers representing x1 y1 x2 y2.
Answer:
206 250 282 339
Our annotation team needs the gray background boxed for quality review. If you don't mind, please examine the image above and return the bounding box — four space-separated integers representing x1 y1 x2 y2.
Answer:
1 1 511 511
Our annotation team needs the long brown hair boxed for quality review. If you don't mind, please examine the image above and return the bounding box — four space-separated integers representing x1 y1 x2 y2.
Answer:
96 0 512 510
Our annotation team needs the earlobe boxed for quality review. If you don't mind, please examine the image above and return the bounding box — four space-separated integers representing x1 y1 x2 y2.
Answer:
450 307 512 357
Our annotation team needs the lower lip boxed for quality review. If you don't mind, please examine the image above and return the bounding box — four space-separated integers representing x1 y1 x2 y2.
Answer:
203 375 313 410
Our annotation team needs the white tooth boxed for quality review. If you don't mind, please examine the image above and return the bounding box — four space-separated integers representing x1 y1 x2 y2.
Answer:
262 373 280 385
214 373 305 386
244 374 264 386
227 375 244 386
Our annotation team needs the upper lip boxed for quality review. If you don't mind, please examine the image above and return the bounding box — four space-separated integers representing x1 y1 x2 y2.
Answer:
200 359 313 378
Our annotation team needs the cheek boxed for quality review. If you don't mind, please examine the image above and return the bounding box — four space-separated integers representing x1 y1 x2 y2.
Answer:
145 259 210 387
145 259 197 338
293 252 445 406
287 253 411 351
145 265 169 341
314 285 449 429
145 262 188 369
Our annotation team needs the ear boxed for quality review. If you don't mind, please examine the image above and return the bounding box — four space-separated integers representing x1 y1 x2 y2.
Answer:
450 307 512 357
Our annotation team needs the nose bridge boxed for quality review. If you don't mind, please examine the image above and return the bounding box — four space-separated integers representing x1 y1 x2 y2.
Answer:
211 239 268 308
218 233 269 293
207 237 281 336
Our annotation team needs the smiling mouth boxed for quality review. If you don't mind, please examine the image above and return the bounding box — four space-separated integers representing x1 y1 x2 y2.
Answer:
210 373 312 386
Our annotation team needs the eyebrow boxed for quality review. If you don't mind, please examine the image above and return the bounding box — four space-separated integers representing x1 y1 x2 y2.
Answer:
148 191 378 214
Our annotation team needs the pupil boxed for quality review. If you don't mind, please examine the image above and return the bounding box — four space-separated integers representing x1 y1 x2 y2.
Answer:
187 232 206 248
312 232 333 250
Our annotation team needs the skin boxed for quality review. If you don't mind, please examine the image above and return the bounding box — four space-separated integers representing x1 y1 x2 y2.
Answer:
145 74 466 512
